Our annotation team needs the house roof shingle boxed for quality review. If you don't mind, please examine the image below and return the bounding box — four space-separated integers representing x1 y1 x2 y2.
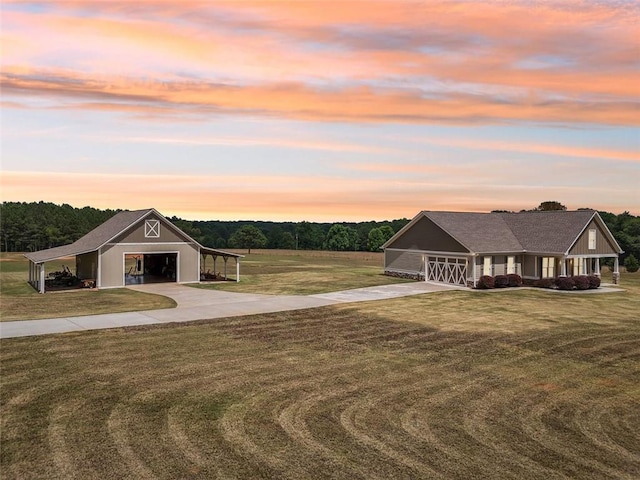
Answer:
388 209 618 255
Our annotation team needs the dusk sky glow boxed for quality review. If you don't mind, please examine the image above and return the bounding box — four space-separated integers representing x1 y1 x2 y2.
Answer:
1 1 638 221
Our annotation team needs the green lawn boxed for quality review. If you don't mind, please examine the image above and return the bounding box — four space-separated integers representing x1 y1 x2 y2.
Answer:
196 249 410 295
0 253 176 321
1 268 638 479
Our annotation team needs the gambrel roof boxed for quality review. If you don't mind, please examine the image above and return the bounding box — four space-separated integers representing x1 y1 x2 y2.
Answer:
24 208 241 263
383 209 623 255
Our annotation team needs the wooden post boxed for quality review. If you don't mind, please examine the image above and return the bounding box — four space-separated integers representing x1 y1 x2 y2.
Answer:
236 258 240 282
613 257 620 284
224 257 228 279
39 263 45 294
560 257 567 277
472 256 477 288
595 258 601 277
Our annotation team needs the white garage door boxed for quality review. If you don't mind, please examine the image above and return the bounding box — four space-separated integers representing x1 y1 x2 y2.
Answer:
426 256 467 286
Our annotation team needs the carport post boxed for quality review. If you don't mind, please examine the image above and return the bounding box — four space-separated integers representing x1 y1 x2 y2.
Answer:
236 258 240 282
39 263 45 294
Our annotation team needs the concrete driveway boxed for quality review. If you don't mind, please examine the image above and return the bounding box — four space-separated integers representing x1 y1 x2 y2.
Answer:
0 282 459 339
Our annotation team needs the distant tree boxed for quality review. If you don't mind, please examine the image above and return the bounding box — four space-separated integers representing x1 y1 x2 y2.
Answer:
228 225 267 254
296 221 324 250
280 231 296 250
367 225 395 251
367 228 385 251
536 201 567 211
624 254 639 273
326 224 357 251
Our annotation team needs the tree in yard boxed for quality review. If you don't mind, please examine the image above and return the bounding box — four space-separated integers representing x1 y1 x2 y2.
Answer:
326 224 357 251
228 225 267 254
624 254 639 273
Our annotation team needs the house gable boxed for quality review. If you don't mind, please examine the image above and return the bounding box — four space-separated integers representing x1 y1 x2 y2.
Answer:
385 214 469 253
569 216 621 256
111 212 194 245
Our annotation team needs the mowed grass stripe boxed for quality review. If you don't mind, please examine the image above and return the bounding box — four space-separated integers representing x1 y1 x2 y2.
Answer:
2 274 640 479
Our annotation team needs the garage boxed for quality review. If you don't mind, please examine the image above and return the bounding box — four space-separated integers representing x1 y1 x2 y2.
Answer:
425 256 467 286
125 253 178 285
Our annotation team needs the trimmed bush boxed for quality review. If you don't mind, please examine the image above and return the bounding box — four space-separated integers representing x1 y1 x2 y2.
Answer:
588 275 601 289
534 278 554 289
555 277 575 291
507 273 522 287
494 275 509 288
574 275 590 290
624 254 639 273
477 275 495 289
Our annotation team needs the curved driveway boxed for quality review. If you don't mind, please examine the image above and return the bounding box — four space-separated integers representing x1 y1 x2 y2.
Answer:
0 282 460 339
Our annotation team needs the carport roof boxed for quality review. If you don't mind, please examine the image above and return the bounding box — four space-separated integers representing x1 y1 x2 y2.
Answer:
24 209 243 263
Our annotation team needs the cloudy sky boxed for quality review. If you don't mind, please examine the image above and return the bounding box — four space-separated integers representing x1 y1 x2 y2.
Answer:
1 1 638 221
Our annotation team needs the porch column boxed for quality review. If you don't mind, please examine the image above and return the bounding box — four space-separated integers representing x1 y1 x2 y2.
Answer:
236 258 240 282
594 258 601 277
424 255 428 282
39 263 45 294
582 258 588 276
472 256 477 288
613 257 620 284
560 257 567 277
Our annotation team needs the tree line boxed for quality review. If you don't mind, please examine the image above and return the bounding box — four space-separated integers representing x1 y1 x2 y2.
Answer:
1 202 638 265
0 202 407 253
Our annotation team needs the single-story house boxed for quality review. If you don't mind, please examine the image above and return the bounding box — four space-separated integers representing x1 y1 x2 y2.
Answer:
382 209 623 288
25 208 242 293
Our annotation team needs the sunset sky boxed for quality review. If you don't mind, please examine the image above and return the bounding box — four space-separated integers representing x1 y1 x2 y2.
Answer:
1 1 638 221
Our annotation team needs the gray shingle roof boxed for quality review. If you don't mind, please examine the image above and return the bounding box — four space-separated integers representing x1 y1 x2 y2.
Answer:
392 209 605 255
24 209 152 263
499 210 596 253
425 212 523 253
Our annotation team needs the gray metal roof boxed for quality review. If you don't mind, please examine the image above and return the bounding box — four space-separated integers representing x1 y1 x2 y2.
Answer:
24 209 243 263
25 209 152 263
385 209 617 255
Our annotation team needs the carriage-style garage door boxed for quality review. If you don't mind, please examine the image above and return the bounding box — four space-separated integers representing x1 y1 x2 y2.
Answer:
426 256 467 286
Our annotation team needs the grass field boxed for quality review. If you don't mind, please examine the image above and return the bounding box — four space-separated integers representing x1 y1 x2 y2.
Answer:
196 249 410 295
1 269 638 478
1 250 406 321
0 253 176 321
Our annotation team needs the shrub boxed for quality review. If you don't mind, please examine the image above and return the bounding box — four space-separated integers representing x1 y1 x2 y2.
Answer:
494 275 509 288
507 273 522 287
477 275 495 289
555 277 575 291
588 275 601 289
574 275 590 290
624 254 639 273
534 278 554 289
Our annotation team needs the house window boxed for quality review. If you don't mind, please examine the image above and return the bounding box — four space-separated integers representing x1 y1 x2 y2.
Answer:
573 258 584 276
507 256 516 274
588 229 596 250
483 256 492 275
541 257 555 278
145 220 160 238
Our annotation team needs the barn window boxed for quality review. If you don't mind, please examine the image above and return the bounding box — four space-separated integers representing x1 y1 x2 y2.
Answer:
145 220 160 238
588 229 596 249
